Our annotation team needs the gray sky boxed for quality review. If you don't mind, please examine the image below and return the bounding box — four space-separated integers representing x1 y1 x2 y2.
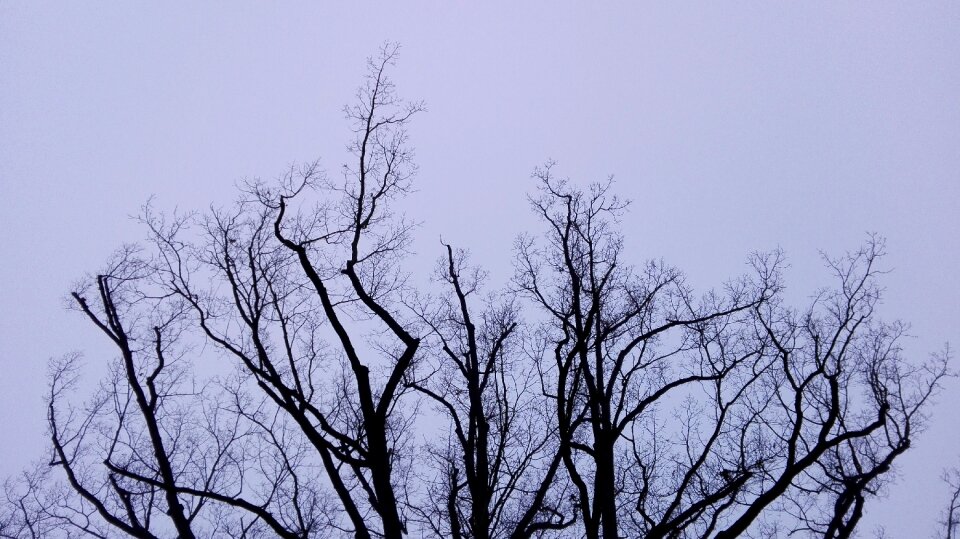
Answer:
1 3 958 536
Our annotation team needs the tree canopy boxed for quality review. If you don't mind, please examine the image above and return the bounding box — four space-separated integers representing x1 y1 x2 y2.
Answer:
1 45 951 539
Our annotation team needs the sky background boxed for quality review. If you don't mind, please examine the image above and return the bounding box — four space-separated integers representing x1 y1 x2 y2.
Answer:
1 3 958 536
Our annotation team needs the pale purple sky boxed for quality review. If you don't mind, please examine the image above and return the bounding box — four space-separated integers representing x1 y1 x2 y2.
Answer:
2 3 958 536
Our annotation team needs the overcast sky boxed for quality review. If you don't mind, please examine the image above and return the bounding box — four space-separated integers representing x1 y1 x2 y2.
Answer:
2 3 958 536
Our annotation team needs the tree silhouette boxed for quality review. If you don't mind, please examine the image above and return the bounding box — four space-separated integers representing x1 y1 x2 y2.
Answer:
1 46 950 539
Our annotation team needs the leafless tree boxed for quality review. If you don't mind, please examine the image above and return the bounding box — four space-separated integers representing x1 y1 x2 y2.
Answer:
713 240 949 538
405 244 573 539
2 46 950 539
24 246 329 538
514 169 949 539
514 168 780 539
147 43 424 539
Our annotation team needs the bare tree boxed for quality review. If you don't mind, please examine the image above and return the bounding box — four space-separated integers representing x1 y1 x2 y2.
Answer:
514 168 779 539
3 47 950 539
146 43 424 539
714 239 949 538
27 245 327 538
405 244 572 539
514 168 948 539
